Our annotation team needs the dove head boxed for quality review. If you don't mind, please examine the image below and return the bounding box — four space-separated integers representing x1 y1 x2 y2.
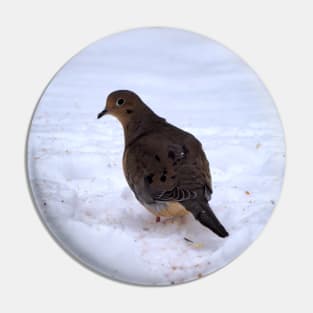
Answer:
97 90 150 124
98 90 165 145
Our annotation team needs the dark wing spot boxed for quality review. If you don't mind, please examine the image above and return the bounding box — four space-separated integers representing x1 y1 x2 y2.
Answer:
182 145 189 154
145 174 154 184
171 175 176 179
155 155 160 162
163 168 167 175
168 151 175 160
126 109 133 114
173 161 177 166
160 175 167 182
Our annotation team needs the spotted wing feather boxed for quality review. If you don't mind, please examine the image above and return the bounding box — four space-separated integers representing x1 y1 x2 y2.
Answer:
123 128 212 205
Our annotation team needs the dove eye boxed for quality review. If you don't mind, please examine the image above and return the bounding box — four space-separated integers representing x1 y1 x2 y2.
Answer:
116 98 125 106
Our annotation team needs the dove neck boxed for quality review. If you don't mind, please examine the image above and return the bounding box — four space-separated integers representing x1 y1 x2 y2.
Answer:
123 109 165 147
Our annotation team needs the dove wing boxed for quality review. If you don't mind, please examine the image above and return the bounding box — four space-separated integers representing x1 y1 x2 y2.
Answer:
123 128 212 205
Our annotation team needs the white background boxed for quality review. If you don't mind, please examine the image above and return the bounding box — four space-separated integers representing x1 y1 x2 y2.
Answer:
0 0 312 312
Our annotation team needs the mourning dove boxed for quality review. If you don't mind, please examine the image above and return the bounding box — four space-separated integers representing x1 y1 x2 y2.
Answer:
97 90 229 238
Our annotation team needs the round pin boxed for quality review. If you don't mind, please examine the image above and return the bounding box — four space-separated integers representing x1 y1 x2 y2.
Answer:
26 27 285 286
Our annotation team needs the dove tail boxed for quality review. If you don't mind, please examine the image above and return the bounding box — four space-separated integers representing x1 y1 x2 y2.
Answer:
184 200 229 238
197 204 229 238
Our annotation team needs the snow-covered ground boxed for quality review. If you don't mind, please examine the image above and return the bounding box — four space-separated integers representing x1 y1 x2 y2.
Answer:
27 28 285 285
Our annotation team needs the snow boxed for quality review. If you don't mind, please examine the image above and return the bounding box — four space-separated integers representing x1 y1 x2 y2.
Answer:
27 27 285 285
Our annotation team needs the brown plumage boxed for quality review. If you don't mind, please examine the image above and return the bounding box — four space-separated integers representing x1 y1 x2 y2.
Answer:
97 90 229 238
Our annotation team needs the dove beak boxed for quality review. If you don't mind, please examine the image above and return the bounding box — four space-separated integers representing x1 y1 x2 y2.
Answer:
97 109 107 119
